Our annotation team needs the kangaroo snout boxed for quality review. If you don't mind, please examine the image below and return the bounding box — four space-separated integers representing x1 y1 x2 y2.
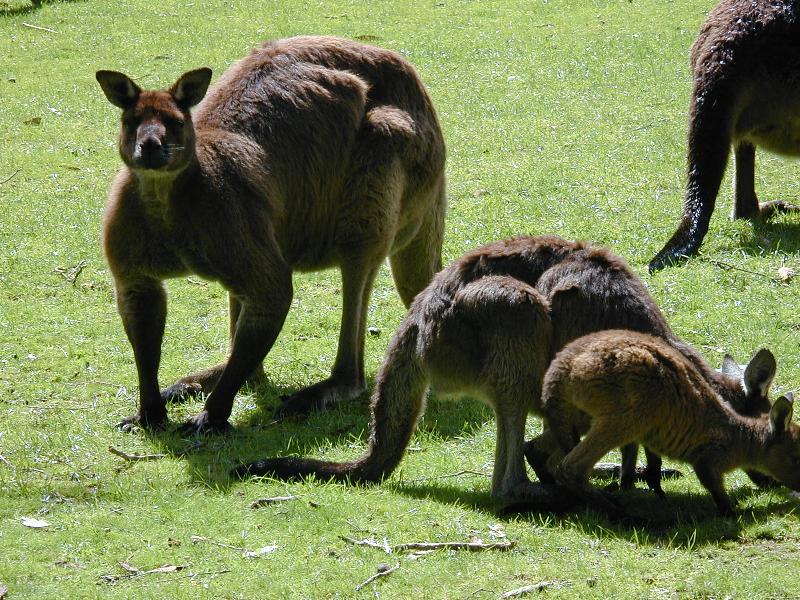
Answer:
133 124 168 169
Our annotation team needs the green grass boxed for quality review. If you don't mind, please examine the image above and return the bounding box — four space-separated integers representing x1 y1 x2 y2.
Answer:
3 0 800 597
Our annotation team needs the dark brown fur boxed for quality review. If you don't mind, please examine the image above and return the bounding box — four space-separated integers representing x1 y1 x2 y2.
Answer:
235 236 773 503
97 36 446 432
543 330 800 516
650 0 800 271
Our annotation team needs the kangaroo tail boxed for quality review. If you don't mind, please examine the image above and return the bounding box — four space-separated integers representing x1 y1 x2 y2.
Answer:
233 322 428 484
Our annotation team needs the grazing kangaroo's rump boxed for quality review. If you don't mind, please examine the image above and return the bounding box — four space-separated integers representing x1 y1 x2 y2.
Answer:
543 330 800 516
650 0 800 272
235 236 776 505
97 36 446 433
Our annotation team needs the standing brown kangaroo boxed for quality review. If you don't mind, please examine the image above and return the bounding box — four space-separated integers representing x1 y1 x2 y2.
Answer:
96 36 446 433
235 236 776 504
649 0 800 272
543 330 800 516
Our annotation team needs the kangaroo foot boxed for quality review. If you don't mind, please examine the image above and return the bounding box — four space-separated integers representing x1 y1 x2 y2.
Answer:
752 200 800 220
179 410 234 436
161 382 203 404
117 408 168 432
165 363 265 403
733 200 800 221
497 481 580 513
523 439 556 484
274 377 366 418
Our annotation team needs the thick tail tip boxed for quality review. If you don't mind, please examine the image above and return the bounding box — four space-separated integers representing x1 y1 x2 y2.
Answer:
648 250 689 274
231 458 300 480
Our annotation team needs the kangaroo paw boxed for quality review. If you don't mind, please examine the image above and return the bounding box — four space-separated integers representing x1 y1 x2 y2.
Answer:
179 410 234 436
161 382 203 404
274 378 365 418
117 409 168 432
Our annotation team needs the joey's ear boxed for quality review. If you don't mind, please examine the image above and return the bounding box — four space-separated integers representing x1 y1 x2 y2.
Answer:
170 68 212 108
743 348 776 397
720 354 742 378
769 395 793 435
96 70 141 109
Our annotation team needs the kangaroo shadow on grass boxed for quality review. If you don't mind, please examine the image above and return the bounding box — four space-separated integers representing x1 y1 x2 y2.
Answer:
394 479 800 548
0 0 84 17
722 219 800 257
142 379 493 491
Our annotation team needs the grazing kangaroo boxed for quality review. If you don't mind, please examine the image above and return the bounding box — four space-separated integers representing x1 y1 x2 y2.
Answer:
96 36 446 433
543 330 800 516
235 236 776 504
649 0 800 272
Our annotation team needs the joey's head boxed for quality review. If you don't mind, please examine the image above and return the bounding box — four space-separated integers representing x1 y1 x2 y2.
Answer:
719 348 776 415
757 393 800 491
96 68 212 173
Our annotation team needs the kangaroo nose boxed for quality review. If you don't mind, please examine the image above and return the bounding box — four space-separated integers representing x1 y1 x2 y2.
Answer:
134 136 167 169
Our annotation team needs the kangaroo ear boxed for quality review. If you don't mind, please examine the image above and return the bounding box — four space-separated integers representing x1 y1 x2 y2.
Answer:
769 395 793 435
96 70 141 109
170 68 212 108
720 354 742 378
744 348 776 397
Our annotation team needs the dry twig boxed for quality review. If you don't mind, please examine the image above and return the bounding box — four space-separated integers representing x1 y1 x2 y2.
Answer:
394 540 516 552
54 260 87 286
250 495 300 508
21 22 58 33
0 169 21 185
706 258 780 282
99 562 185 583
340 536 392 553
403 469 489 485
108 446 166 462
340 536 515 554
355 563 400 591
501 581 555 598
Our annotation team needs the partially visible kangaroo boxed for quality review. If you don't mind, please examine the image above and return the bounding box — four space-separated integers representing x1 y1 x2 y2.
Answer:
649 0 800 272
96 36 446 433
235 236 777 504
543 330 800 516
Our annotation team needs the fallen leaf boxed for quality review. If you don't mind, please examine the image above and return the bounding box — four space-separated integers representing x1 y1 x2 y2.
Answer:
778 266 795 282
21 517 50 528
243 545 278 558
23 117 41 126
146 564 184 574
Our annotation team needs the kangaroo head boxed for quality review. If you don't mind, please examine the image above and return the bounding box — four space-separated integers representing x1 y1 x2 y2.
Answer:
758 393 800 491
720 348 776 415
96 68 212 173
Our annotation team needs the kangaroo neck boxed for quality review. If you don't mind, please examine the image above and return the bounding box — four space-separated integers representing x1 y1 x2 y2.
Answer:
712 403 768 466
134 154 199 208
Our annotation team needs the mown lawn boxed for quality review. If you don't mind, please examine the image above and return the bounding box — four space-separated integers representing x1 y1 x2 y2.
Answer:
2 0 800 598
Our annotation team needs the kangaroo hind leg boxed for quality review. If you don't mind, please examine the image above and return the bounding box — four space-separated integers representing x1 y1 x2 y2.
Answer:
163 294 266 404
275 256 382 417
389 175 445 307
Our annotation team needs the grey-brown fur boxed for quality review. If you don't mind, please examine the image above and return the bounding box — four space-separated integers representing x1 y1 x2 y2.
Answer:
543 330 800 516
236 236 773 503
96 36 446 433
650 0 800 272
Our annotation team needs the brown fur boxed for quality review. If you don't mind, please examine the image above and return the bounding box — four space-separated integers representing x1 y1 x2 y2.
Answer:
543 330 800 516
96 36 446 432
650 0 800 271
235 236 774 503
